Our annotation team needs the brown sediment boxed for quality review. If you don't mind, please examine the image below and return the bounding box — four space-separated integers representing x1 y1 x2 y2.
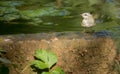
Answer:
0 32 117 74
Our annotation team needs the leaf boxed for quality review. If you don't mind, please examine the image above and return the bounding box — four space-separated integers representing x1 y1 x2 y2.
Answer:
52 67 65 74
41 72 51 74
35 50 48 62
34 50 57 68
0 58 12 64
31 60 48 69
47 51 58 68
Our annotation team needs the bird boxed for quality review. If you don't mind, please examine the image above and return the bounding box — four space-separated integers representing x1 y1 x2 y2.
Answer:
81 12 95 32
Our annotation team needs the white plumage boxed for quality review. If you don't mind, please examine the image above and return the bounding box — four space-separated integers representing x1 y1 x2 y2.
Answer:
81 12 95 27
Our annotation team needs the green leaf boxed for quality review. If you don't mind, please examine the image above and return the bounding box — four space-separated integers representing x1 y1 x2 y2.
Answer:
52 67 65 74
41 72 51 74
47 51 58 68
31 60 48 69
35 50 48 62
34 50 57 68
0 58 12 64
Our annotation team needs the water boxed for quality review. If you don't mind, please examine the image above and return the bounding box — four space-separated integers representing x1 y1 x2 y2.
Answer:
0 0 119 35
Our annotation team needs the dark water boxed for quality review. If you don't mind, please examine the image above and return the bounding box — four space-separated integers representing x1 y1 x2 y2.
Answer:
0 16 83 35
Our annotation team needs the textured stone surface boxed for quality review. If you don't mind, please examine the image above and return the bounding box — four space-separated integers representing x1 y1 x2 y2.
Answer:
0 32 117 74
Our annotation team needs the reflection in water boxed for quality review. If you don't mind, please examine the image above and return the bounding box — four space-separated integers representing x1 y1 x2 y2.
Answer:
0 16 83 35
0 0 120 35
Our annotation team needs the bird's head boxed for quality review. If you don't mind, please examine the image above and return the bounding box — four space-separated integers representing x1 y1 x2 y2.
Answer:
81 12 93 19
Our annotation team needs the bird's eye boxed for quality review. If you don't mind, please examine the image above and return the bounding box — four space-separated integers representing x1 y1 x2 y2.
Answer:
84 14 88 16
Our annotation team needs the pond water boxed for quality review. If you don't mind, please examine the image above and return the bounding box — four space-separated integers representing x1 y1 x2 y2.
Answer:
0 16 82 34
0 0 120 35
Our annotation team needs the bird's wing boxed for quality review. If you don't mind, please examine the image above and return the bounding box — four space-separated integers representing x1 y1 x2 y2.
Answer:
81 19 90 27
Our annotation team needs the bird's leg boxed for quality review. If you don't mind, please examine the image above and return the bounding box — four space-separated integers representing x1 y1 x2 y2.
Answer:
84 27 86 32
88 27 95 33
83 27 86 33
90 27 95 33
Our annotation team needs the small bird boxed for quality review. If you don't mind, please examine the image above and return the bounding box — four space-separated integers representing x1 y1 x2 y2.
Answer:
81 12 95 32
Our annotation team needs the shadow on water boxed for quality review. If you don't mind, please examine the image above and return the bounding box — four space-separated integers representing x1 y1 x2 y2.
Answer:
0 22 53 35
0 16 83 35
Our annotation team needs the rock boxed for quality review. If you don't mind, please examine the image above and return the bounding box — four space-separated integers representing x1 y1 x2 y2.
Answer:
0 32 117 74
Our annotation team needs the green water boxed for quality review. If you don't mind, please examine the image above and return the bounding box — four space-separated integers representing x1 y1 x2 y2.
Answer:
0 0 119 35
0 16 82 34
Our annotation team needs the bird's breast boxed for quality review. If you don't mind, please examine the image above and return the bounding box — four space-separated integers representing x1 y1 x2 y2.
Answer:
81 18 95 27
